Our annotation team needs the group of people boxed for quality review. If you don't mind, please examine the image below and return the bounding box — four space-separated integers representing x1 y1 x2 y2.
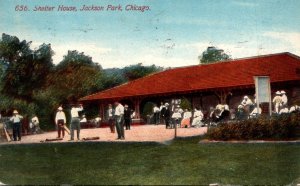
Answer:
7 110 42 141
54 104 85 141
272 90 289 114
152 102 208 129
106 102 135 140
236 90 299 120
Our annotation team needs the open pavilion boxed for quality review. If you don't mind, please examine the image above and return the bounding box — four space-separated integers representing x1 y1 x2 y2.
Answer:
80 52 300 122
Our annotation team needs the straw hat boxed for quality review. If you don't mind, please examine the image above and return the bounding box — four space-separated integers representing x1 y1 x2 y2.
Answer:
276 91 281 95
13 110 18 114
58 107 63 111
280 90 286 94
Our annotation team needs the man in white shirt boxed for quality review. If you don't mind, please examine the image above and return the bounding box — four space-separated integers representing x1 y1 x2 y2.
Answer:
70 104 83 141
107 104 115 133
10 110 23 141
55 106 66 138
159 102 165 123
171 109 182 128
272 91 282 114
114 101 125 140
281 90 288 106
153 104 160 125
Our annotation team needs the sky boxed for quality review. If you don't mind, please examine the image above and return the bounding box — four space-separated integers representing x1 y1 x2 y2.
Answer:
0 0 300 69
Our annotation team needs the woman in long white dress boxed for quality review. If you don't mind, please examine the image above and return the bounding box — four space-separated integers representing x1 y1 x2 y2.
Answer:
181 109 192 128
191 108 204 128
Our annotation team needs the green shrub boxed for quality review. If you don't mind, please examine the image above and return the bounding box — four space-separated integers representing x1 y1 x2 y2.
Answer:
207 111 300 140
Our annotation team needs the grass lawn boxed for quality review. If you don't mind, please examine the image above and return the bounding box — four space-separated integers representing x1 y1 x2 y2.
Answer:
0 137 299 185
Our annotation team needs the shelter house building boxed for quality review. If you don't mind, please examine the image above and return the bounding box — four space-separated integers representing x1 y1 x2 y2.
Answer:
80 52 300 123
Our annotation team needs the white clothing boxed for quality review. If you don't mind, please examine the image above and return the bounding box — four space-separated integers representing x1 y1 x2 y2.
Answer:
281 94 288 105
131 111 136 119
31 116 39 126
241 98 253 106
114 104 124 116
71 106 83 118
194 110 204 120
273 96 282 113
216 104 223 110
10 114 23 123
178 108 184 114
55 111 66 124
108 108 113 117
80 117 87 123
249 107 262 118
153 106 160 113
159 105 165 111
183 111 192 119
279 108 289 114
191 110 204 127
172 112 182 119
95 117 101 122
224 105 229 111
289 105 299 113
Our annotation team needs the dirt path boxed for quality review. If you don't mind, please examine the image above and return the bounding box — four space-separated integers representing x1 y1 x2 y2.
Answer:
1 125 207 145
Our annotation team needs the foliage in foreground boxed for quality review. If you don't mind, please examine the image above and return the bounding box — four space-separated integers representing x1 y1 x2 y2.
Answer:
0 138 299 185
207 111 300 140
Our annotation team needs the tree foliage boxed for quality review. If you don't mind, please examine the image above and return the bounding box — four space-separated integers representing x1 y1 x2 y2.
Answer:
0 33 164 130
199 46 231 64
123 63 163 81
0 34 54 101
39 50 104 104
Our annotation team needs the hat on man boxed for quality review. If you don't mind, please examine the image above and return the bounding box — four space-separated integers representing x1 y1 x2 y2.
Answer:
13 110 18 114
165 103 169 106
58 106 63 111
280 90 286 94
243 96 248 99
276 91 281 95
124 104 128 107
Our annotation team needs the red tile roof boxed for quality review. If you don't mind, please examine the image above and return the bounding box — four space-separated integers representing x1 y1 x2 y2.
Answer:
80 52 300 101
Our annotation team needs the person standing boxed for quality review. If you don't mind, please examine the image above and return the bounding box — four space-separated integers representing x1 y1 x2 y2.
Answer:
55 106 66 138
159 102 165 123
281 90 288 107
171 108 182 129
163 103 171 129
153 104 160 125
124 104 131 130
10 110 23 141
114 101 125 140
70 104 83 141
272 91 282 114
107 104 115 133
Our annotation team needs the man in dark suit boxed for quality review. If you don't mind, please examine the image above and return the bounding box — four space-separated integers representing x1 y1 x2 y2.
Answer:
162 103 171 129
124 104 132 130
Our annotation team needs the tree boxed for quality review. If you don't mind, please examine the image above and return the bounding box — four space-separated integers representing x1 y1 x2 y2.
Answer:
123 63 163 81
0 34 54 101
199 46 231 64
41 50 104 104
